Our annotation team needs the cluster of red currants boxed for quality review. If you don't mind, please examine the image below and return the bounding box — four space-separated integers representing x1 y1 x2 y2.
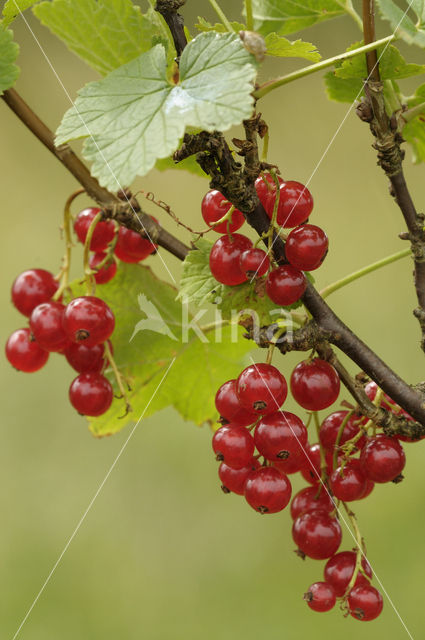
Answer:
211 359 411 620
203 176 329 307
5 207 157 417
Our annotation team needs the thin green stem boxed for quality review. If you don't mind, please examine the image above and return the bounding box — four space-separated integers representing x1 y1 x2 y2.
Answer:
333 409 355 470
53 189 84 301
253 35 394 99
83 211 102 295
342 0 363 30
383 79 402 115
319 247 411 299
245 0 254 31
402 101 425 123
261 130 269 163
207 0 233 32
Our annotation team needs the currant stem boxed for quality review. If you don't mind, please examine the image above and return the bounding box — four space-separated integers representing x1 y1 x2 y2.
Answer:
83 211 102 295
313 411 328 483
53 189 84 301
267 171 281 253
319 247 411 299
89 222 119 273
333 409 355 469
104 341 132 416
245 0 254 31
207 0 233 32
253 35 394 99
402 101 425 123
261 130 269 163
341 501 366 595
340 0 363 30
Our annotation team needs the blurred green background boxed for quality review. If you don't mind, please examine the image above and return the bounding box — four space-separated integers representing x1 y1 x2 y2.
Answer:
2 1 425 638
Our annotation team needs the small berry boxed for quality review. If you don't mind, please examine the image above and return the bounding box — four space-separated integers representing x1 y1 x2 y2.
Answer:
69 373 113 416
303 582 336 612
319 411 365 452
209 234 253 286
218 458 261 495
114 225 157 263
290 486 334 520
236 363 287 414
244 466 292 514
65 341 106 374
292 509 342 560
63 296 115 346
329 461 367 502
286 225 328 271
254 411 308 462
348 585 383 621
201 190 245 233
29 301 69 352
11 269 59 317
364 380 399 413
324 551 372 597
5 328 49 372
212 425 255 469
290 358 340 411
74 208 115 251
264 181 313 228
266 265 307 306
299 443 337 484
360 435 406 483
215 379 257 427
239 248 270 278
89 253 117 284
255 174 283 210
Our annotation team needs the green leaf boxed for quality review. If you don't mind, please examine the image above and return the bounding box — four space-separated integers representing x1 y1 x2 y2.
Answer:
155 154 207 177
264 33 320 61
324 71 362 102
69 263 253 436
251 0 346 36
0 26 19 94
178 238 301 325
377 0 425 48
403 83 425 163
56 32 258 190
1 0 39 26
33 0 171 75
195 17 246 33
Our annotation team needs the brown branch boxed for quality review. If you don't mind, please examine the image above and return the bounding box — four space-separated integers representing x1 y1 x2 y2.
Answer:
1 88 190 262
155 0 187 58
362 0 380 82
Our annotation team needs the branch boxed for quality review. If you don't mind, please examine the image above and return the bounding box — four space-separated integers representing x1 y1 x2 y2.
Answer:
1 88 190 262
155 0 187 58
362 0 380 82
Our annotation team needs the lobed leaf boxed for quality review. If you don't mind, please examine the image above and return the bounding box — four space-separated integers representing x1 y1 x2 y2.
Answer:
403 83 425 163
377 0 425 48
264 33 320 61
251 0 346 36
2 0 39 26
0 25 19 94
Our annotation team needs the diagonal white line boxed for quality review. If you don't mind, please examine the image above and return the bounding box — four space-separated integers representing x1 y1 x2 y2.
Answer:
249 356 414 638
12 1 177 283
251 0 417 280
11 357 176 640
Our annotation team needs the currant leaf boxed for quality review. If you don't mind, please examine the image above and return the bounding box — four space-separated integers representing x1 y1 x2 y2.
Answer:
69 263 253 435
264 33 321 61
403 83 425 163
250 0 346 36
33 0 171 75
0 26 19 94
56 32 258 190
155 154 207 177
377 0 425 48
1 0 38 26
195 17 246 33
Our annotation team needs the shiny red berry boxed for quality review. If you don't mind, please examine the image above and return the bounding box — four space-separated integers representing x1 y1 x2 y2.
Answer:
63 296 115 346
319 410 365 452
89 253 117 284
29 301 69 352
236 363 287 415
65 341 106 374
69 373 113 416
74 208 115 251
244 466 292 514
299 443 337 484
239 248 270 278
11 269 59 317
304 582 336 612
215 379 257 427
290 485 335 520
201 190 245 233
348 585 383 621
324 551 372 597
330 461 367 502
5 328 49 372
255 174 283 210
212 425 255 469
360 435 406 483
286 224 328 271
254 411 307 462
266 265 307 306
209 234 253 286
218 458 261 495
364 380 400 413
291 358 340 411
114 225 156 263
292 509 342 560
265 181 313 228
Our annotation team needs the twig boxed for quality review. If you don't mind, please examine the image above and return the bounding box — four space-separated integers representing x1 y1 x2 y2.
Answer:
155 0 187 58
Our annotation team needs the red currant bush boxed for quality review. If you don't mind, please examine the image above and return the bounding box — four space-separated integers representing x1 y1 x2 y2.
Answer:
63 296 115 346
285 224 328 271
11 269 59 317
290 358 340 411
244 466 292 514
303 582 336 613
5 328 49 372
236 363 287 414
266 265 307 307
201 190 245 233
69 372 113 416
74 208 115 251
209 234 253 286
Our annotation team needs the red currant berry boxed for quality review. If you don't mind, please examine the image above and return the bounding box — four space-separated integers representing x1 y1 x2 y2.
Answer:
212 425 255 469
201 190 245 234
114 225 157 263
359 477 375 499
348 585 383 621
292 509 342 560
324 551 372 597
329 461 367 502
63 296 115 347
265 265 307 306
299 443 337 484
29 301 69 352
236 363 287 415
65 341 105 374
265 181 314 228
244 466 292 514
290 485 334 520
215 379 257 427
255 174 283 210
319 411 365 452
209 234 253 286
89 253 117 284
272 448 310 474
218 458 261 495
11 269 59 317
291 358 340 411
364 380 400 412
254 411 307 462
74 208 115 252
239 248 270 278
285 224 329 271
360 435 406 483
303 582 336 612
69 373 113 416
5 328 49 372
